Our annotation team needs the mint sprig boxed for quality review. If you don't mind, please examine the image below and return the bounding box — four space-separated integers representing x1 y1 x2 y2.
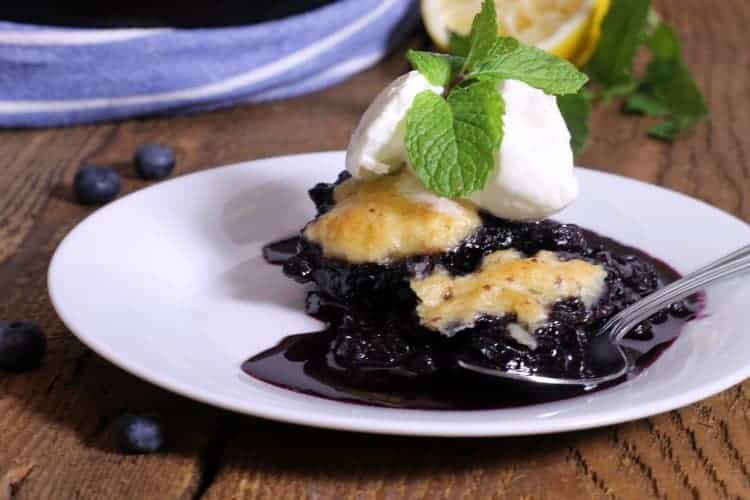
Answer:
462 0 499 71
406 82 504 197
579 0 708 145
632 22 708 140
623 92 669 117
472 38 588 95
586 0 651 88
449 32 471 58
406 51 463 87
404 0 587 197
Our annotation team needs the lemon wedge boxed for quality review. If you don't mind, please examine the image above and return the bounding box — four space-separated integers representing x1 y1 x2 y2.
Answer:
422 0 610 66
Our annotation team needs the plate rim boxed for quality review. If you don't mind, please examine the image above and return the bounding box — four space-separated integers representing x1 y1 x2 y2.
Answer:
48 151 750 437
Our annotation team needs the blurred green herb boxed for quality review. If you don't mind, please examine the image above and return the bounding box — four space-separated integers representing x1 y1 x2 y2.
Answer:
572 0 708 149
557 91 592 155
434 0 706 160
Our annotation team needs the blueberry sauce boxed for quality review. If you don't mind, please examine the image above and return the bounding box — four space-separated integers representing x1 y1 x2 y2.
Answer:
242 173 701 409
244 229 700 410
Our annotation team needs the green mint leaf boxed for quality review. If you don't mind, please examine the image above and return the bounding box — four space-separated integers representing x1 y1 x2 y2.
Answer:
623 92 670 116
647 121 680 140
641 57 707 140
449 31 471 57
645 19 680 59
557 92 592 155
631 21 707 141
647 117 700 140
470 37 588 95
600 81 639 102
586 0 651 88
406 81 504 197
406 50 464 87
463 0 499 71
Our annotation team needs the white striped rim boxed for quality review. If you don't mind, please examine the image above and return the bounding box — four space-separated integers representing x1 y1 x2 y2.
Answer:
0 0 400 115
251 51 385 101
0 28 168 46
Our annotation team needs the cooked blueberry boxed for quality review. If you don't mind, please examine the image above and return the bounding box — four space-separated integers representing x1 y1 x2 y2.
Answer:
305 291 323 316
115 413 166 454
549 224 587 253
73 165 121 205
335 171 352 184
440 224 515 275
308 172 351 214
282 255 314 283
134 144 176 180
522 221 587 254
333 319 411 368
464 329 533 372
476 225 516 252
649 309 669 324
626 322 654 341
549 298 588 325
308 182 336 213
0 321 47 372
669 301 695 318
262 236 299 265
616 255 660 295
440 247 483 275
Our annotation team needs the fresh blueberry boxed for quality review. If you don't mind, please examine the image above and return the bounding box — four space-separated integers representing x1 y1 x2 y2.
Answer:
308 182 336 214
73 165 121 205
134 144 176 180
115 413 166 454
0 321 47 372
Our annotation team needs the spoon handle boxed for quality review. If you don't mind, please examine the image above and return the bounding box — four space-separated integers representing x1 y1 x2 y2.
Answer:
606 244 750 343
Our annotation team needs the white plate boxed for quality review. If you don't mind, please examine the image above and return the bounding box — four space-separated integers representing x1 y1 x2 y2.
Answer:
48 151 750 437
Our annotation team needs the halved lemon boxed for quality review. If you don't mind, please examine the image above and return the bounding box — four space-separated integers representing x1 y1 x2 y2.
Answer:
421 0 611 66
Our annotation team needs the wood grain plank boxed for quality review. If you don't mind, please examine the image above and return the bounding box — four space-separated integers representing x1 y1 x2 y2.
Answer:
0 114 275 498
202 423 591 500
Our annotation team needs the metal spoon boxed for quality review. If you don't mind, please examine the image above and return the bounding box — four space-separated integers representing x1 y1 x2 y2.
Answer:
459 244 750 388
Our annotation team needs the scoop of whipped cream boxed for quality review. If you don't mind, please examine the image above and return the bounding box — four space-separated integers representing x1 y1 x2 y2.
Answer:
345 71 578 220
345 71 443 177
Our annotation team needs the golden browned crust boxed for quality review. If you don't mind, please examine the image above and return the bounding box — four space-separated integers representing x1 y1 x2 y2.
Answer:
410 250 606 335
305 170 481 263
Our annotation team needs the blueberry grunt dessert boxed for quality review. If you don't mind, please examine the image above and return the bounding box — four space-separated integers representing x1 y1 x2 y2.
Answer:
243 2 700 409
247 175 697 409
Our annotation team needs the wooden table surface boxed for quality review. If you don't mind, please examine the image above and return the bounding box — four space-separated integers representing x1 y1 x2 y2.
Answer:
1 1 749 498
